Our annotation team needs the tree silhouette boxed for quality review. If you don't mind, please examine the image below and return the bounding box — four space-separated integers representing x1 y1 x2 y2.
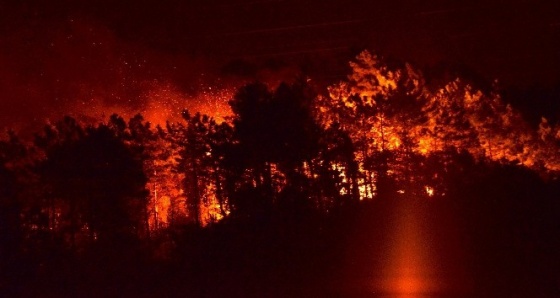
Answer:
176 112 211 226
36 118 147 248
205 120 234 219
320 51 429 197
0 131 28 266
169 111 229 226
227 80 323 217
316 122 358 207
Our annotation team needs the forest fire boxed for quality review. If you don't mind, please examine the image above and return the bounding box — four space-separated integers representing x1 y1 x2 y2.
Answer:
13 49 558 234
2 6 560 293
140 82 234 127
2 1 560 297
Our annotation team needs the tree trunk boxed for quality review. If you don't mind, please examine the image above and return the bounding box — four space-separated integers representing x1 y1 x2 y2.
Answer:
214 166 227 218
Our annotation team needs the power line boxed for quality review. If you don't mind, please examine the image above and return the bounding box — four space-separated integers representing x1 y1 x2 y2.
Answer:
225 19 367 36
233 46 351 58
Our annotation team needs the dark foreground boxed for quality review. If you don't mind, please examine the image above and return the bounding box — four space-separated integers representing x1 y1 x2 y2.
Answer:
2 187 560 298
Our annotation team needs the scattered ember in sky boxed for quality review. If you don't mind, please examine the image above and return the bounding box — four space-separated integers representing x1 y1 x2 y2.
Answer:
1 0 559 134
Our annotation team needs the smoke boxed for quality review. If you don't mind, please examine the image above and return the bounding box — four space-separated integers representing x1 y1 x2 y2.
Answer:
0 6 310 136
0 11 233 135
5 0 557 138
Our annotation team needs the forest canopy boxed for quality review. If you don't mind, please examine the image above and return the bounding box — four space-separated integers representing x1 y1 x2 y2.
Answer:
1 50 559 237
1 50 560 296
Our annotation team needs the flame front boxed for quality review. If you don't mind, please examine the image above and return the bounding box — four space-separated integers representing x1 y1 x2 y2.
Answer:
71 50 559 235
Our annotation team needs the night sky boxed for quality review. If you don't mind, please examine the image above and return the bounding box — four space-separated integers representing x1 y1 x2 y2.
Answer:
1 0 559 132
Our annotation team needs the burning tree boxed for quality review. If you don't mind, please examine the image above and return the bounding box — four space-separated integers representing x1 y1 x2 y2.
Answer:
318 50 560 198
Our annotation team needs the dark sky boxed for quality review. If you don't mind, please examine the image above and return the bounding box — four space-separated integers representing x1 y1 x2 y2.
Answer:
1 0 560 131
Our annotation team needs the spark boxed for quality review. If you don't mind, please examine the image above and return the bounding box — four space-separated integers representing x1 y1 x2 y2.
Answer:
425 186 434 197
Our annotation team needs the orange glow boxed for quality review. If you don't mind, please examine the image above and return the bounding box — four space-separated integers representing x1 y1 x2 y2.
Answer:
199 184 230 226
57 50 560 233
374 199 442 297
425 186 434 197
318 50 560 198
154 196 171 226
141 81 233 127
